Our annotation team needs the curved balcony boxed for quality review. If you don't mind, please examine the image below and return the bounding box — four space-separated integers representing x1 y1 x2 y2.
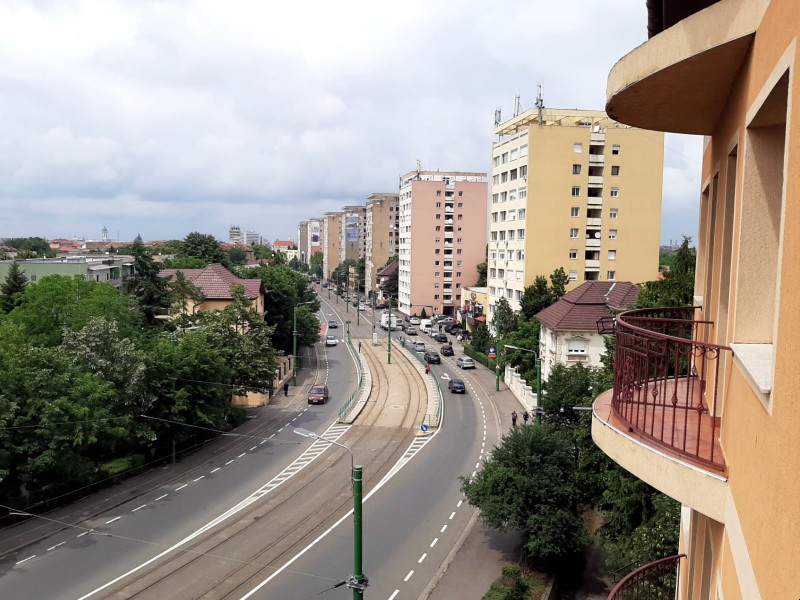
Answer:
592 307 729 520
608 554 685 600
606 0 765 134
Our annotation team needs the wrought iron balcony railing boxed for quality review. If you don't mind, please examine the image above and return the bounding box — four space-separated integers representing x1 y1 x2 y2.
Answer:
608 554 685 599
602 307 730 472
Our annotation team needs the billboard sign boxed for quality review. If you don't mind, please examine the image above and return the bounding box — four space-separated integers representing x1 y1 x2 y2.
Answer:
345 213 359 242
309 221 320 246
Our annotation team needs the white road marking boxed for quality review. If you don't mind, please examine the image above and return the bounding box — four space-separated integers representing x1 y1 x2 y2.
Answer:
175 484 188 491
449 512 456 520
260 440 267 444
132 505 147 512
210 467 220 473
105 517 121 524
77 532 88 538
404 571 414 582
238 453 246 458
389 590 400 600
269 434 275 438
225 460 235 465
154 494 168 501
440 525 447 533
430 538 438 548
475 462 480 469
457 500 463 508
193 476 205 482
16 555 36 565
250 446 257 451
47 542 65 551
418 553 427 563
277 428 284 433
472 471 476 478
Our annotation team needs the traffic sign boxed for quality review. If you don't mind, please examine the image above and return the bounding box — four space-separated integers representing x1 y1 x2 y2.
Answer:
487 345 497 358
420 424 428 432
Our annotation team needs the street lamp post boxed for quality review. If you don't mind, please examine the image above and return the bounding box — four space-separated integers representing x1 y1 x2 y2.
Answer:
503 344 543 425
293 300 315 386
346 320 351 343
387 295 393 364
294 428 368 598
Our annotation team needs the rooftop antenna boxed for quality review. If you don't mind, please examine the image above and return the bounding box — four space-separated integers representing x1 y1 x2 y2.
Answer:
535 82 545 126
494 107 502 127
513 94 521 117
416 159 422 173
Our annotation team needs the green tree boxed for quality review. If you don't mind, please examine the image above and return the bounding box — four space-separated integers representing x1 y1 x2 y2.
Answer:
501 320 541 381
252 244 274 261
309 251 323 277
126 235 171 323
8 275 141 347
476 261 487 287
635 237 696 308
549 267 569 301
492 296 517 339
168 271 205 316
162 256 208 269
0 262 28 313
381 267 399 298
4 237 53 257
519 276 551 321
471 322 491 355
227 247 249 266
180 232 228 265
461 424 589 569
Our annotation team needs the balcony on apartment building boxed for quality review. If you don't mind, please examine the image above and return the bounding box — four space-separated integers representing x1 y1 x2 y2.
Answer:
608 554 685 600
592 307 730 521
606 0 758 135
589 153 605 165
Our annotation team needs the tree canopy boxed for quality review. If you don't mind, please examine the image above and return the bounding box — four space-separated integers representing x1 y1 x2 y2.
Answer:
0 262 28 313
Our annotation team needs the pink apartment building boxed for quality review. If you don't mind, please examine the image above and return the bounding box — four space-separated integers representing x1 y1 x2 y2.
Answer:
397 170 488 317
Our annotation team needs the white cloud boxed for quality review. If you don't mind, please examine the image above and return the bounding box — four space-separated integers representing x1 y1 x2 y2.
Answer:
0 0 700 243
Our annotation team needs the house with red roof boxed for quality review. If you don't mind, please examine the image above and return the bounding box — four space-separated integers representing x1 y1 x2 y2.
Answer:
535 280 638 380
158 263 265 316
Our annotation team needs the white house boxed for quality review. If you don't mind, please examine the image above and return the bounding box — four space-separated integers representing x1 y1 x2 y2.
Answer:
536 281 638 381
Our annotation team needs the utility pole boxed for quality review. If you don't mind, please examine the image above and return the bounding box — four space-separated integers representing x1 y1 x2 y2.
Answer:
387 295 392 364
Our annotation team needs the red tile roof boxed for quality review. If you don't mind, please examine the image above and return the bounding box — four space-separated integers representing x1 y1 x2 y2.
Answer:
273 239 295 248
159 263 263 300
536 281 638 331
376 261 398 277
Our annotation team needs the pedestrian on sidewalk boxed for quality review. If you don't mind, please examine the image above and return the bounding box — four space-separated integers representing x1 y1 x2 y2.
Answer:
358 341 362 353
522 411 529 425
283 382 289 397
425 363 431 375
511 410 517 427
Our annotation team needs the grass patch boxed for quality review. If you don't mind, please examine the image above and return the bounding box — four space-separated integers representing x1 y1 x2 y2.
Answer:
482 564 548 600
100 455 145 476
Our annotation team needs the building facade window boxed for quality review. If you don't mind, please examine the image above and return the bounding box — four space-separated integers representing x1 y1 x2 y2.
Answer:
569 228 579 238
572 186 580 196
610 187 619 197
608 250 616 260
611 166 620 175
568 270 578 280
573 143 582 153
609 208 618 219
609 229 617 239
571 207 579 217
572 164 581 174
612 144 620 155
569 249 577 259
607 270 616 280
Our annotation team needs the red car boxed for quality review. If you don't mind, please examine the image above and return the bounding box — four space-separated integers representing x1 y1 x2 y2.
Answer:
307 385 329 404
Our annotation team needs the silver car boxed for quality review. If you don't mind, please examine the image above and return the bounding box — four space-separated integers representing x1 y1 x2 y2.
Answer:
456 356 475 369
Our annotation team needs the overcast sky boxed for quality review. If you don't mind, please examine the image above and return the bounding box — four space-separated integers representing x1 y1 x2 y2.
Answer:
0 0 701 246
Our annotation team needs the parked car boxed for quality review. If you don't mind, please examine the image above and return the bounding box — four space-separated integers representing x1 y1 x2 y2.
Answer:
409 316 421 325
375 303 388 309
424 351 441 364
328 320 338 329
445 323 461 334
456 356 475 369
325 334 338 346
405 326 418 336
433 332 449 343
307 385 329 404
448 379 466 394
412 340 426 352
358 303 367 311
440 344 454 356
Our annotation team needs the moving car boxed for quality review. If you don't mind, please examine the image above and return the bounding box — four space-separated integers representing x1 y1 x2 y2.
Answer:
357 303 367 311
405 326 418 336
440 344 454 356
433 332 449 343
448 379 466 394
409 317 420 325
325 334 338 346
412 340 426 352
456 356 475 369
424 351 441 364
307 385 329 404
328 320 338 329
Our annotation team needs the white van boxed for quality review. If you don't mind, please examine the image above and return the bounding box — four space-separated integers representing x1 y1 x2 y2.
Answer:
419 319 432 334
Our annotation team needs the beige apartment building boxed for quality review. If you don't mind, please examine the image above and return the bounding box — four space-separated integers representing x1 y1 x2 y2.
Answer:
397 170 487 317
364 193 399 300
339 205 366 266
322 211 341 280
297 219 322 266
593 1 800 598
487 108 663 324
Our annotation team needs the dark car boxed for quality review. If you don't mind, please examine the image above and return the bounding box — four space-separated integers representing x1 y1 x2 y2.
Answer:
440 344 454 356
433 332 449 343
328 320 338 329
424 351 441 364
374 303 388 309
448 379 466 394
307 385 329 404
445 323 462 334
